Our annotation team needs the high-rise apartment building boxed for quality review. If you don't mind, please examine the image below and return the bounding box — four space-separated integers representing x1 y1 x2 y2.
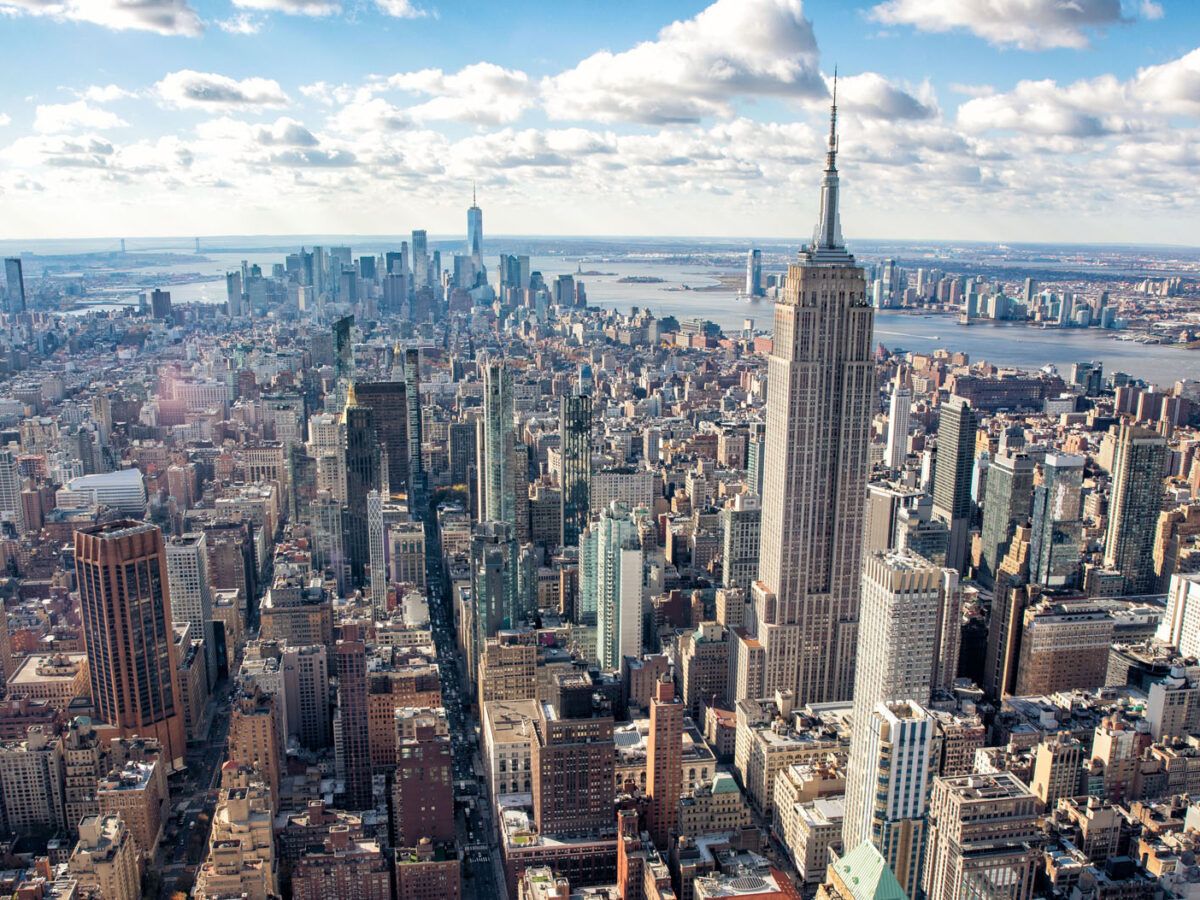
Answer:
74 521 186 769
720 492 761 591
646 675 683 850
739 91 874 706
849 700 939 897
481 359 517 527
1104 423 1167 594
559 394 592 548
884 384 912 470
931 396 978 573
403 348 427 519
580 502 644 668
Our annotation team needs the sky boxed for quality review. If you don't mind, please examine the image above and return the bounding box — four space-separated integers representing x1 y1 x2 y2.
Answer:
0 0 1198 245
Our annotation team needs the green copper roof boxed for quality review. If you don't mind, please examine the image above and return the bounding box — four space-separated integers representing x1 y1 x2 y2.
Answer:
834 842 907 900
710 773 739 794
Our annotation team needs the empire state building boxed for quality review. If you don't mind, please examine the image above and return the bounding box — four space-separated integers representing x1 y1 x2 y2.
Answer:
734 84 875 705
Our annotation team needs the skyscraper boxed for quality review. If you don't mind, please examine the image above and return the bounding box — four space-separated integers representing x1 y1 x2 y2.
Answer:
646 674 683 851
745 249 763 297
931 396 978 573
737 86 874 706
720 492 761 591
1104 423 1167 594
884 383 912 471
402 348 427 520
849 700 939 897
335 624 372 810
1029 453 1084 588
343 385 381 588
580 502 644 668
4 258 25 314
977 451 1035 588
559 394 592 548
467 188 483 268
844 549 958 884
165 532 217 686
74 521 187 769
411 230 429 288
354 380 409 499
481 359 515 526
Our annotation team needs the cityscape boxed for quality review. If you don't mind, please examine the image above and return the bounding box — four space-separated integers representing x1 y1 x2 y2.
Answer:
3 1 1200 900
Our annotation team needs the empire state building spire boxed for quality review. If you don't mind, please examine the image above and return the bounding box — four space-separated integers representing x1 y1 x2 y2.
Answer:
806 70 852 265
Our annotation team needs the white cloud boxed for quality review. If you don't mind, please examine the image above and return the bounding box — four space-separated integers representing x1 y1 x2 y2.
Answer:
541 0 824 124
380 63 534 125
374 0 426 18
956 48 1200 137
833 72 937 120
328 97 411 134
81 84 136 102
156 70 289 109
216 12 260 32
229 0 338 16
255 117 318 146
1134 48 1200 117
0 114 10 127
34 100 128 133
870 0 1144 50
0 0 202 35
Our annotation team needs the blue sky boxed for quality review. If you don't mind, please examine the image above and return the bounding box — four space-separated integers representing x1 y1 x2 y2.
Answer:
1 0 1198 243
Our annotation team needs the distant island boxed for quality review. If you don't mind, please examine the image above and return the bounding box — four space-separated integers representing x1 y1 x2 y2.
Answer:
617 275 666 284
578 270 616 276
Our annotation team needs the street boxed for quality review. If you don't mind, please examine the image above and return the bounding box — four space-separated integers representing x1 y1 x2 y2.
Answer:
424 514 507 900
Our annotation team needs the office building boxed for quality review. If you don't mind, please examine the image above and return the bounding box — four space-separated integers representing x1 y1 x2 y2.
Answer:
745 248 763 297
166 532 217 686
354 380 410 499
4 257 25 314
931 396 978 573
921 773 1040 900
335 625 373 810
74 521 186 769
978 451 1035 587
343 385 382 588
1029 453 1085 589
532 674 616 838
844 551 957 885
740 93 874 706
393 708 455 847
